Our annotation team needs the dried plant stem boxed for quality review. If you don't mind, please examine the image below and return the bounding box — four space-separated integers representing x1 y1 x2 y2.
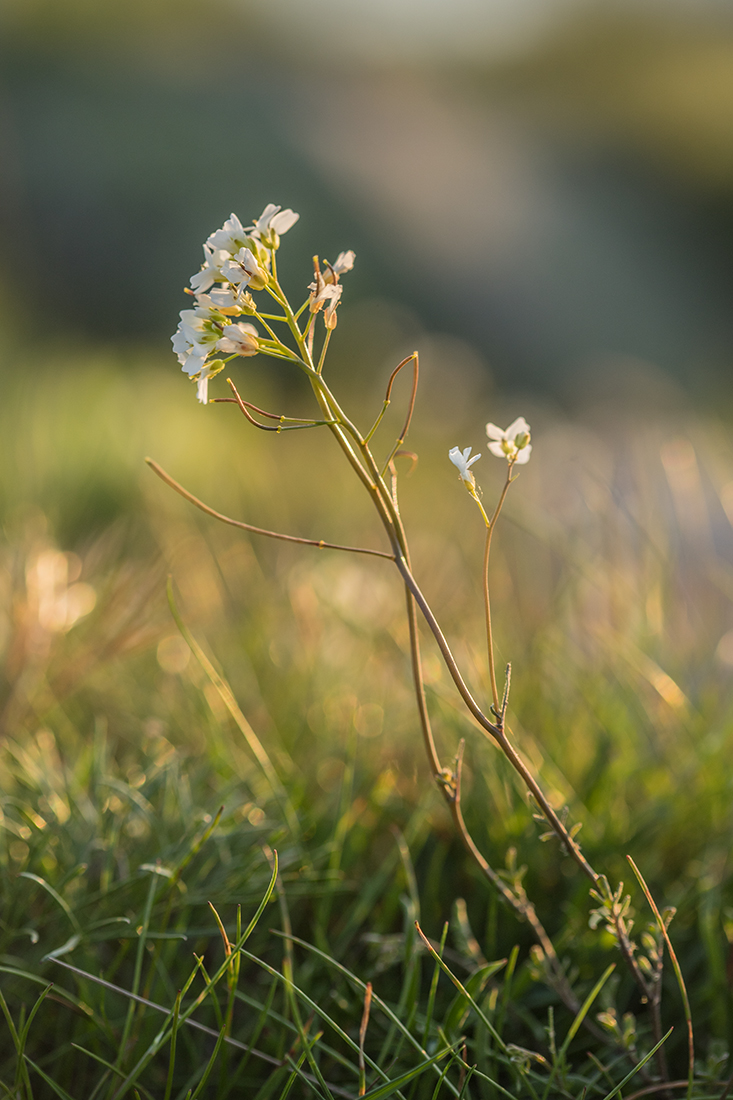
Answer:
144 458 393 561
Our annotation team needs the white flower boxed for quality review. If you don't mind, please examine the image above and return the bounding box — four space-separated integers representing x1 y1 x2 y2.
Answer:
190 246 232 295
209 284 245 314
486 417 532 464
309 275 340 311
324 250 355 283
449 446 481 485
217 322 260 357
323 283 343 329
205 213 250 254
221 246 269 291
171 301 223 377
249 203 299 244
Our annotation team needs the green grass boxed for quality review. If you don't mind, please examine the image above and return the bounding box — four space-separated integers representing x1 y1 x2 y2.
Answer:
2 347 733 1095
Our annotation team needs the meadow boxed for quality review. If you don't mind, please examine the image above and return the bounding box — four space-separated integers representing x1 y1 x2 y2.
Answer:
2 327 733 1097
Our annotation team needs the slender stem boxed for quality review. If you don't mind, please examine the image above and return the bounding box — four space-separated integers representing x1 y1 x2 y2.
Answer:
391 546 599 883
379 355 420 476
212 395 336 428
362 352 418 451
483 527 500 714
145 458 393 561
316 327 332 375
444 746 601 1026
483 466 514 714
249 300 301 356
223 378 338 434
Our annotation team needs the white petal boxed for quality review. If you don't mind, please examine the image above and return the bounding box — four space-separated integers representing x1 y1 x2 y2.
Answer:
487 441 506 458
196 376 209 404
190 268 216 293
514 444 532 464
254 203 279 234
466 452 481 468
448 447 466 473
332 249 355 274
485 423 504 441
270 208 299 234
505 416 530 440
182 353 207 377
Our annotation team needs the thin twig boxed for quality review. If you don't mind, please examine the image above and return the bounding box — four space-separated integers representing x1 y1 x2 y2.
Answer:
212 396 334 426
499 664 511 727
364 352 417 444
224 378 336 432
380 353 420 475
145 458 394 560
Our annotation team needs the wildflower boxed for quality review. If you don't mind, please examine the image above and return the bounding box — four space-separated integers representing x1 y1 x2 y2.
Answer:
205 213 251 254
486 417 532 464
221 247 269 292
323 284 343 329
209 284 245 314
309 256 343 324
449 446 481 486
217 322 260 357
171 299 225 377
190 246 232 295
249 203 299 247
324 250 355 284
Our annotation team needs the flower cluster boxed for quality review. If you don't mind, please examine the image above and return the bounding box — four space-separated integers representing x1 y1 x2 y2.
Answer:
171 204 298 403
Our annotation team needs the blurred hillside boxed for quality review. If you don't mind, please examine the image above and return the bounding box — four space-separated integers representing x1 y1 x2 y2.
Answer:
0 0 732 398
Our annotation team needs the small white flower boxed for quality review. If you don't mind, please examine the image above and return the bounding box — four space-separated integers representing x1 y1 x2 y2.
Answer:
221 247 269 291
171 301 223 377
309 277 342 315
323 283 343 329
205 213 250 254
209 284 244 314
449 446 481 485
324 250 355 283
486 417 532 465
217 322 260 357
190 246 232 295
249 203 299 244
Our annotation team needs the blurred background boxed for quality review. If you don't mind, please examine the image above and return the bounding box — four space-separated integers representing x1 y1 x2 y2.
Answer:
2 0 733 396
1 0 733 390
3 0 733 1049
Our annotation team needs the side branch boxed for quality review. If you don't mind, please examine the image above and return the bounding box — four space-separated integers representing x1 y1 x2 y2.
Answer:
145 458 394 561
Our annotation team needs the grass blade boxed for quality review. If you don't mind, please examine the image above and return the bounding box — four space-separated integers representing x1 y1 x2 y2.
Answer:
599 1028 674 1100
627 856 694 1100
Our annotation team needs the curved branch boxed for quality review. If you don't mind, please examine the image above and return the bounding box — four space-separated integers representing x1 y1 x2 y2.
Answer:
145 458 394 561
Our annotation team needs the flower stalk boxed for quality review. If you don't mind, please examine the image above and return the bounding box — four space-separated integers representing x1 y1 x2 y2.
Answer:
158 204 680 1066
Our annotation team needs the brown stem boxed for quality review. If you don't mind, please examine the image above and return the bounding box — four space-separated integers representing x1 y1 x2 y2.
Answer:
145 458 393 561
